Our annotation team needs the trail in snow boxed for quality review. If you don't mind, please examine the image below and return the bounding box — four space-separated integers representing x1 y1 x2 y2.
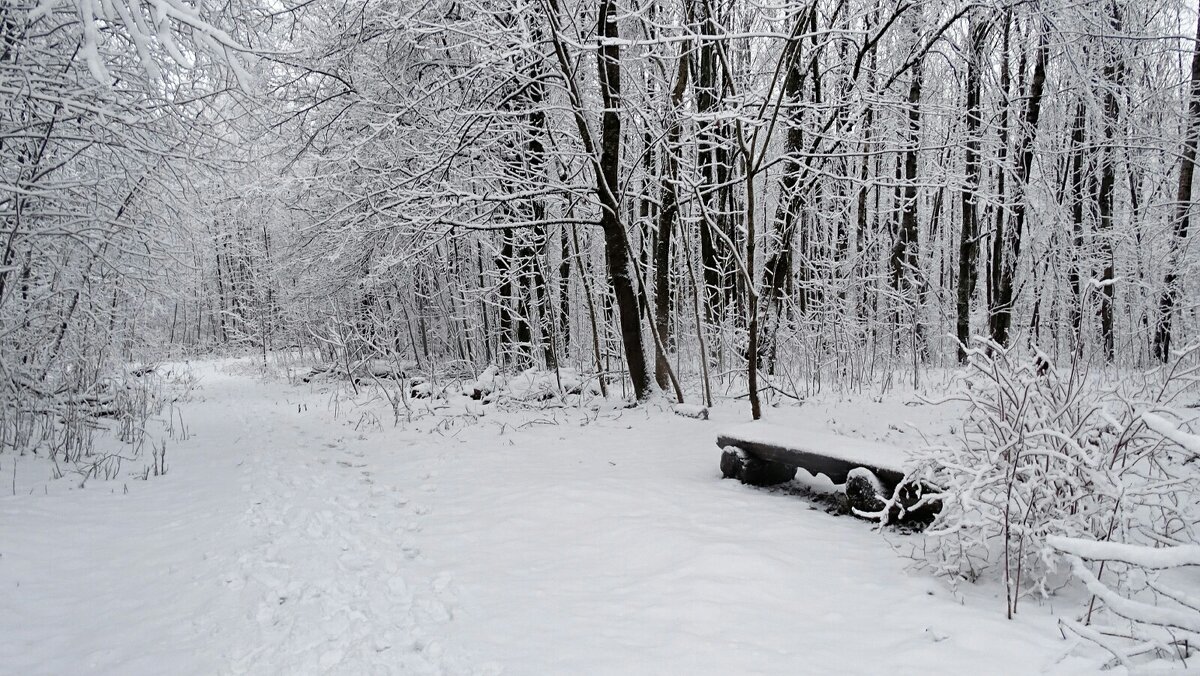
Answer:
1 363 479 676
1 359 1107 674
222 378 475 675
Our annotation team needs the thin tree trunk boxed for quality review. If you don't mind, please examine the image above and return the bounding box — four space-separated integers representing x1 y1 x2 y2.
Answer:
693 0 722 324
559 227 571 357
653 41 690 389
891 54 925 358
990 16 1048 348
1153 2 1200 361
595 0 652 398
956 13 987 361
570 225 609 398
1067 98 1089 347
761 7 811 373
1096 2 1124 361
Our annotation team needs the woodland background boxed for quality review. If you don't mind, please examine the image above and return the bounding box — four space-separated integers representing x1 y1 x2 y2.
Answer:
6 0 1200 427
8 1 1200 666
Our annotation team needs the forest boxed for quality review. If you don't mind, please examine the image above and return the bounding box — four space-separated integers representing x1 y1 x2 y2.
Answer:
5 0 1200 672
9 0 1200 411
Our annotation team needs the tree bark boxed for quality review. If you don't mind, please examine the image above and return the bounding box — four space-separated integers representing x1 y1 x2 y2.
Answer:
596 0 652 398
653 41 690 390
1096 1 1123 361
891 52 925 358
1153 2 1200 361
989 16 1048 348
693 0 722 324
1067 98 1089 347
956 13 987 361
761 6 812 373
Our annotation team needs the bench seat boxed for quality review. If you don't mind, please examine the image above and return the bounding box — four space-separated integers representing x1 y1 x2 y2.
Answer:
716 422 939 525
717 422 907 487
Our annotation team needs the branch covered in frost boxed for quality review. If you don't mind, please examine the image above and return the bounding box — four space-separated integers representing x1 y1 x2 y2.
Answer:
1141 413 1200 459
1048 536 1200 569
1063 555 1200 634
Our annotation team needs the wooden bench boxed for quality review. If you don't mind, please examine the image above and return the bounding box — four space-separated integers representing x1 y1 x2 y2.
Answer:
717 422 938 524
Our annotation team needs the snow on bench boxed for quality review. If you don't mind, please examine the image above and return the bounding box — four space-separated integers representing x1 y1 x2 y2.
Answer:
717 422 936 524
717 422 908 487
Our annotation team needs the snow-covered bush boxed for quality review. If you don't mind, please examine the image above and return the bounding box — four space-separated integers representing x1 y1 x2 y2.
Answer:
1 360 196 486
502 367 604 403
1049 535 1200 668
907 339 1200 620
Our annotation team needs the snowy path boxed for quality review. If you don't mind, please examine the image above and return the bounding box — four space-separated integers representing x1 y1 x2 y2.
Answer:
1 362 1101 674
2 365 474 675
221 383 472 674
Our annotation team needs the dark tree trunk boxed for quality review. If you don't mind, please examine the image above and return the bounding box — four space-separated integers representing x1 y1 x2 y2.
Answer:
497 233 512 357
693 0 722 324
760 9 810 372
520 231 552 368
597 0 652 398
653 42 690 390
1067 98 1089 346
989 16 1048 348
1154 2 1200 361
477 241 493 365
855 4 879 323
1096 1 1123 361
524 52 555 369
956 13 987 362
987 13 1012 344
890 57 925 357
559 227 571 357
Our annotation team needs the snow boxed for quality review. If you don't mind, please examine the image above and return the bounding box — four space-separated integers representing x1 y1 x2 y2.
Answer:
718 421 910 471
1063 556 1200 634
673 403 709 419
1048 536 1200 569
0 359 1106 674
1142 412 1200 457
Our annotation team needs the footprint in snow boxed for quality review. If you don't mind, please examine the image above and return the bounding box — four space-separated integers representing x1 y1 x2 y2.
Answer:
387 576 409 596
433 572 453 592
398 538 421 560
319 649 343 669
432 571 460 604
416 598 452 623
305 519 325 539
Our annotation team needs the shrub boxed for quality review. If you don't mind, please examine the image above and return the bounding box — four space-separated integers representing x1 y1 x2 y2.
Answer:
907 339 1200 624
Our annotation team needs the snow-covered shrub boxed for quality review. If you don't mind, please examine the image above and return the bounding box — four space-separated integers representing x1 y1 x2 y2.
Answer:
1049 535 1200 669
503 367 603 403
1041 390 1200 669
906 339 1200 618
1 359 195 485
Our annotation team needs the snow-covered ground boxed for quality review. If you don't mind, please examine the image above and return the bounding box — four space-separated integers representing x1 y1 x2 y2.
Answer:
1 359 1107 674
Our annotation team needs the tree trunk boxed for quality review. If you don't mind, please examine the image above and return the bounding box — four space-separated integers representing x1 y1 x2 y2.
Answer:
559 226 571 357
1067 98 1089 347
693 0 722 324
989 16 1048 348
1096 2 1123 361
761 7 811 372
956 13 987 361
653 41 690 390
596 0 652 399
891 53 925 358
1153 2 1200 361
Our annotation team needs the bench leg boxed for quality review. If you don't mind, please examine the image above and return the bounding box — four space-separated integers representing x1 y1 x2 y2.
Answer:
846 469 942 527
846 468 888 516
720 447 796 487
